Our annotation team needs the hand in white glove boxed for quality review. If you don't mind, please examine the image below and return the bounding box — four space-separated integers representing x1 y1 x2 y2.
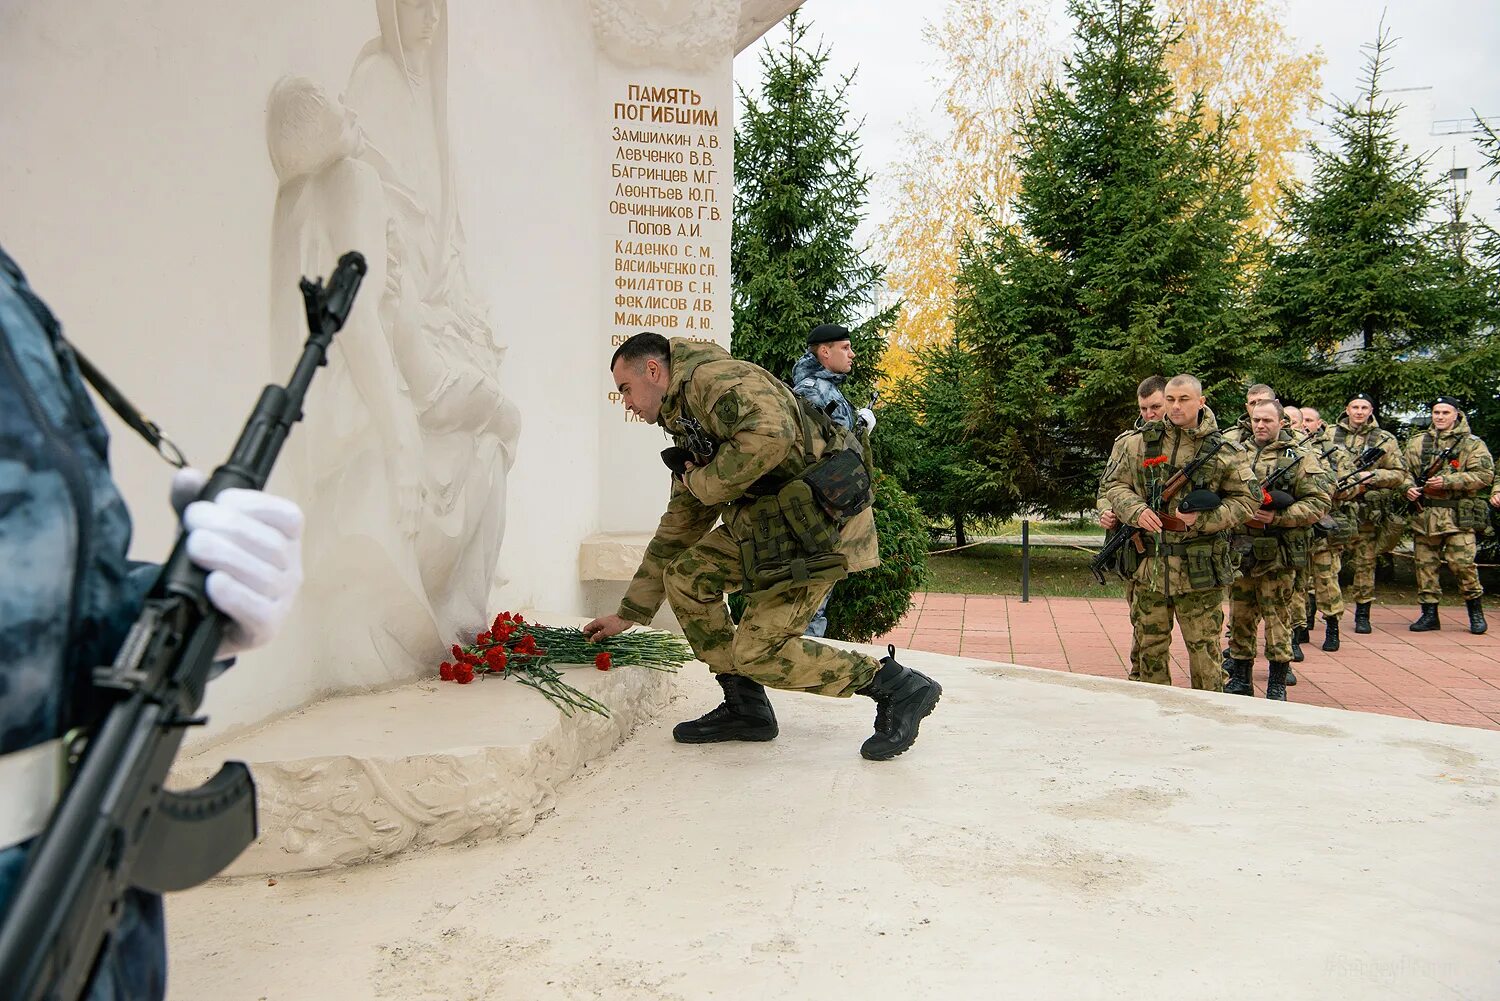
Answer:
170 468 305 657
856 407 876 433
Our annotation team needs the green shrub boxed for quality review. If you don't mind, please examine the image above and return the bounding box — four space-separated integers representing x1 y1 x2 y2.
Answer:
825 473 929 643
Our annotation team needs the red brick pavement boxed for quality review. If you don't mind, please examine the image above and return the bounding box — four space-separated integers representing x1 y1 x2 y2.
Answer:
874 593 1500 731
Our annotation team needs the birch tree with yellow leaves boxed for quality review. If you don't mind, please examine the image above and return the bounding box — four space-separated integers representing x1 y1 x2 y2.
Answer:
879 0 1322 380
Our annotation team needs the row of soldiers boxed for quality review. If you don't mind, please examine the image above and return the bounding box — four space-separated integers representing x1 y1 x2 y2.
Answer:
1095 375 1494 701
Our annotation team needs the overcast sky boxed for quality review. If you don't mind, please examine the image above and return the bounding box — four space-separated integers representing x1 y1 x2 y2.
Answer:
733 0 1500 237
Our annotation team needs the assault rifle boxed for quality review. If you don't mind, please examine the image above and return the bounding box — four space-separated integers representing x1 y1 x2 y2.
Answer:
661 414 718 477
1246 454 1301 523
1402 440 1462 514
1332 445 1387 501
0 252 367 1001
1091 437 1226 584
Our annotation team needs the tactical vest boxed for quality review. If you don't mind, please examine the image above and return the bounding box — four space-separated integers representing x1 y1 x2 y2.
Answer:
1237 449 1310 574
1416 432 1488 529
1132 425 1232 590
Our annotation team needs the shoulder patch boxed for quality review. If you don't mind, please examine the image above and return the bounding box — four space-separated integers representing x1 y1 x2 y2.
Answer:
712 391 742 429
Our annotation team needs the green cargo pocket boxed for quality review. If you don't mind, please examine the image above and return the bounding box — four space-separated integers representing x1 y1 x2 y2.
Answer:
802 448 873 521
1457 497 1488 531
1185 542 1219 590
1282 528 1310 569
777 480 841 555
737 492 849 597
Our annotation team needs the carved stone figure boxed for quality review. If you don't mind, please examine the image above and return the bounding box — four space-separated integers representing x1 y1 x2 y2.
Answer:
264 0 519 687
590 0 742 70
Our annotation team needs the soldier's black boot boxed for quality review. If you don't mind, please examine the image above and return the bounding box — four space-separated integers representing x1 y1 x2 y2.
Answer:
1266 661 1289 701
1321 615 1341 652
1289 629 1305 664
1285 658 1298 685
1224 658 1254 696
855 646 941 761
1466 598 1488 635
673 673 778 743
1408 603 1441 632
1354 602 1372 634
1305 594 1317 634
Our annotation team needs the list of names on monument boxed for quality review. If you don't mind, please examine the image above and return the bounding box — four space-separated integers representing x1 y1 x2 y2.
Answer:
606 83 726 421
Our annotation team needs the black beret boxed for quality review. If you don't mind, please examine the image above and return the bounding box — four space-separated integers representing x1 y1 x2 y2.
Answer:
1433 395 1463 411
807 323 851 345
1348 392 1374 405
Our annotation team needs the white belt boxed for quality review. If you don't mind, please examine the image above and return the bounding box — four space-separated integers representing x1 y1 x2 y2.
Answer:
0 738 65 853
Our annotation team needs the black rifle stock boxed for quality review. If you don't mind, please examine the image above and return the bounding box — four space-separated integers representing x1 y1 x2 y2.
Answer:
0 251 367 1001
1405 441 1461 513
1091 437 1226 584
1334 445 1387 500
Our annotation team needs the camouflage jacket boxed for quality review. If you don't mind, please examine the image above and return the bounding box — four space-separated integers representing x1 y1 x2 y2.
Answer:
1402 414 1495 537
1232 436 1331 536
1101 406 1259 594
618 339 879 625
1304 425 1354 512
1332 415 1409 521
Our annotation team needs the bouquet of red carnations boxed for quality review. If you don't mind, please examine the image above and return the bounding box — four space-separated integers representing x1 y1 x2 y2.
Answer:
438 612 693 717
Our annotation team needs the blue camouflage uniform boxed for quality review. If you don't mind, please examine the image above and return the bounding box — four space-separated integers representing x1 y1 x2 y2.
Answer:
0 245 167 999
791 350 857 638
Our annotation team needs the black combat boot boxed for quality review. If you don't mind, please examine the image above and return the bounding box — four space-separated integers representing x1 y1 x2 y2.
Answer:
1408 603 1441 632
1289 629 1305 664
673 673 778 743
1354 602 1372 634
1285 659 1298 685
1305 594 1317 634
1321 615 1341 652
1266 661 1289 701
855 646 942 761
1465 598 1487 635
1224 658 1254 696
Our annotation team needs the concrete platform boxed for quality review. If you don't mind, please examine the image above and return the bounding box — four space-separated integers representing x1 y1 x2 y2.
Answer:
167 645 1500 1000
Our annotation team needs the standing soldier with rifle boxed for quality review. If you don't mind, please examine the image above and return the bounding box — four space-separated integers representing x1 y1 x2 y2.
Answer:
1223 401 1330 700
1097 376 1167 682
1100 374 1258 691
1401 397 1494 634
1277 404 1311 672
0 244 326 999
1333 392 1412 634
1300 407 1354 650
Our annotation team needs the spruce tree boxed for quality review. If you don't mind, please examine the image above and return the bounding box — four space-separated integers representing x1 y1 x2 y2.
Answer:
731 11 897 399
955 0 1263 519
1260 30 1494 418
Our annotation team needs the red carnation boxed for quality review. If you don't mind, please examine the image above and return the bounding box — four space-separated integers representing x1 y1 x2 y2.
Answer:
439 662 455 681
486 648 508 671
454 664 475 684
512 614 525 625
477 631 492 645
594 652 613 672
451 643 466 661
1142 455 1168 467
1450 459 1460 469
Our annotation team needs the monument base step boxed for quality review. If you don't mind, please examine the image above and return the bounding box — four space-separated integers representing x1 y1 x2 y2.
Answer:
170 654 681 877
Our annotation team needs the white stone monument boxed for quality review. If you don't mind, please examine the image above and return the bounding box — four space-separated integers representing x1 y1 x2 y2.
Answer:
0 0 804 739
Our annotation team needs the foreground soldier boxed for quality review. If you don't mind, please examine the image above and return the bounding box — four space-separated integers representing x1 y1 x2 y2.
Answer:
1301 407 1353 650
1333 393 1410 633
0 246 305 999
1279 404 1310 669
1224 401 1330 700
1402 398 1493 634
1098 376 1168 682
583 333 940 760
1101 374 1258 690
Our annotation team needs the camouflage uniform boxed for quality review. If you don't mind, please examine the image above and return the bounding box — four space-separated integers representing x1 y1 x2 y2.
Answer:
1097 423 1153 682
1332 416 1410 605
1303 425 1354 619
0 246 166 999
1101 407 1259 691
618 338 881 696
1227 438 1330 662
1402 414 1494 604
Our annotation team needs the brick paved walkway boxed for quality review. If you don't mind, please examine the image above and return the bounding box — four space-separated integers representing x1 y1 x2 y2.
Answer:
875 593 1500 731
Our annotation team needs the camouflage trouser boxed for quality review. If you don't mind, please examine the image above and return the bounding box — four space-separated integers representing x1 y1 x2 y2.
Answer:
1413 532 1483 604
1308 540 1345 618
1228 570 1295 662
1286 565 1309 633
1124 580 1141 681
662 526 880 696
1128 585 1225 691
1345 527 1382 604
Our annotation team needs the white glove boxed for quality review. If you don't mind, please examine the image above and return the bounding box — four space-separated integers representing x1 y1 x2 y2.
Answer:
856 407 876 432
171 468 305 657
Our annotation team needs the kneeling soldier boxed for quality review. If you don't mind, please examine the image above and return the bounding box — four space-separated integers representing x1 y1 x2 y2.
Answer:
1224 400 1330 700
584 333 941 760
1402 397 1494 634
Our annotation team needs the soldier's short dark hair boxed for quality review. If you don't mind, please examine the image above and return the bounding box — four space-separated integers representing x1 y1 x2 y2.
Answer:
1137 375 1167 399
611 332 671 372
1246 382 1276 401
1251 398 1284 418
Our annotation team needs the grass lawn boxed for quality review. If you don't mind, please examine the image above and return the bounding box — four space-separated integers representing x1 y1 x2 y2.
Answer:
926 542 1491 608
